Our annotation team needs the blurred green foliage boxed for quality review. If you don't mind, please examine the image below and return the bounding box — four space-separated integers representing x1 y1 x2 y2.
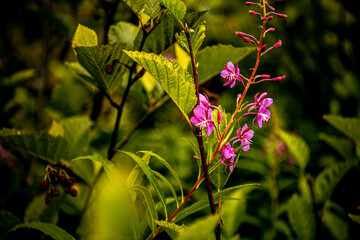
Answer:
1 0 360 239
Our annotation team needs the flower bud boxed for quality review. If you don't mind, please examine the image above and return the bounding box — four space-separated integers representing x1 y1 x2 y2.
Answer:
40 179 49 190
273 39 282 48
272 75 286 81
236 31 247 37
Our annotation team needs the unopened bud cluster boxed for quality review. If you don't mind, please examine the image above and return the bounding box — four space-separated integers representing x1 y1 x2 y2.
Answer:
40 161 78 204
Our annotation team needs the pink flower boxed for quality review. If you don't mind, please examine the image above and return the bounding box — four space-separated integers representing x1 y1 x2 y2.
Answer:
220 61 242 88
255 104 271 128
232 124 254 151
190 105 215 136
220 143 237 172
247 92 273 112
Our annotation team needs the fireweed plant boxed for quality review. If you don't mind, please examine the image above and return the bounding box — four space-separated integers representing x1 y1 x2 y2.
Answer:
0 0 289 239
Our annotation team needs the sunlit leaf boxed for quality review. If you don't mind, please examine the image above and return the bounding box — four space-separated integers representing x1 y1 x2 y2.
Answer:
124 50 196 119
119 150 168 218
153 220 186 239
177 214 219 240
8 222 76 240
130 184 158 236
108 21 139 50
176 23 206 55
158 0 186 24
72 24 97 48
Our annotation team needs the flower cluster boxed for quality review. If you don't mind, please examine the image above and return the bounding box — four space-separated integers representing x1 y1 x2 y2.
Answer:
40 161 78 204
190 0 286 172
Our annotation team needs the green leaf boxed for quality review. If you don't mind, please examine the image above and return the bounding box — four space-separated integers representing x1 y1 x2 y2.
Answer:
0 128 68 163
0 68 35 86
108 21 139 50
279 129 310 170
0 210 21 233
144 0 161 19
195 45 255 84
348 213 360 224
152 170 180 207
158 0 186 24
176 23 206 55
72 24 97 48
209 156 232 191
324 115 360 144
66 61 94 86
139 150 184 202
73 155 123 185
314 161 355 203
319 133 355 160
287 194 316 240
119 150 168 218
8 222 76 240
74 42 129 93
124 50 196 118
122 0 146 17
177 214 219 240
130 184 158 236
153 220 187 239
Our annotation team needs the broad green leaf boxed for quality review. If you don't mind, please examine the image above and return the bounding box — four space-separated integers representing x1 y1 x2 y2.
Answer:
0 128 68 163
65 62 94 87
287 194 316 240
195 45 255 84
176 23 206 55
314 161 355 203
324 115 360 144
108 21 139 50
72 24 97 48
144 0 161 19
139 150 184 202
119 150 168 218
130 184 158 236
209 155 232 191
177 214 219 240
74 42 129 93
124 51 196 118
122 0 146 18
153 220 187 239
158 0 186 24
319 133 355 160
8 222 76 240
73 155 123 185
279 129 310 170
323 209 348 240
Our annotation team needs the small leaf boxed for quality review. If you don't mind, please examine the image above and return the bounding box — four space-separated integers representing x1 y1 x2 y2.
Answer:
108 21 139 49
158 0 186 24
74 42 129 93
153 220 187 239
130 184 158 236
124 50 197 118
122 0 146 17
314 161 355 203
287 194 316 240
348 213 360 224
176 23 206 55
119 151 168 218
8 222 76 240
195 45 255 84
324 115 360 144
177 214 219 240
279 129 310 170
72 24 97 48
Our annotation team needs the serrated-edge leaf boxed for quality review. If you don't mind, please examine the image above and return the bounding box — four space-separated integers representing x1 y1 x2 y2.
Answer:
74 42 128 93
279 129 310 169
176 23 206 55
122 0 146 17
72 24 97 48
153 220 187 239
119 150 168 218
124 50 196 117
7 222 76 240
159 0 186 24
130 184 158 236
